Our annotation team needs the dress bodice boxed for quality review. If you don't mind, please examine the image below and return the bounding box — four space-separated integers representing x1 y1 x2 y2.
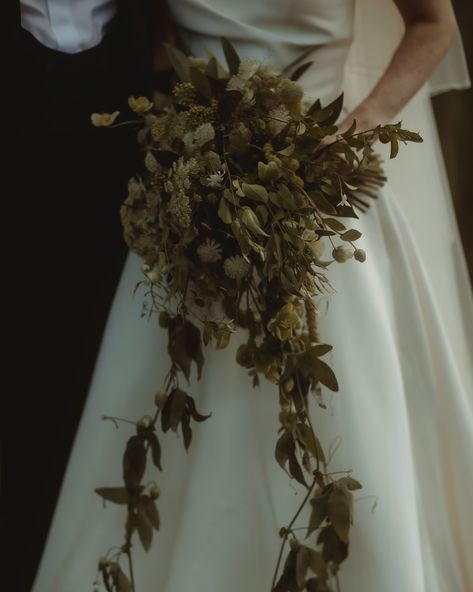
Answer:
167 0 356 105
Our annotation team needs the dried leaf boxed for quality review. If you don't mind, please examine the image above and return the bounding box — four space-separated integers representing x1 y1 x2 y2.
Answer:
140 494 160 530
95 487 129 505
186 395 212 422
319 92 344 126
317 525 349 563
189 66 212 98
290 61 313 81
221 37 240 75
115 564 132 592
313 359 339 392
147 432 163 471
181 412 193 450
307 548 328 579
242 183 269 203
306 489 330 537
163 43 190 82
136 505 153 551
340 229 362 241
296 423 326 464
327 482 351 544
170 387 187 430
296 545 310 588
218 197 233 224
123 435 146 488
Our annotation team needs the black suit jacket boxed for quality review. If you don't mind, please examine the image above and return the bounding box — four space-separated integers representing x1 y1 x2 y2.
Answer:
115 0 176 92
13 0 174 94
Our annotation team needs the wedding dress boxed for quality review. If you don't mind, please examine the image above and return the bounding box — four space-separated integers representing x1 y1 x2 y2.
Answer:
31 1 473 591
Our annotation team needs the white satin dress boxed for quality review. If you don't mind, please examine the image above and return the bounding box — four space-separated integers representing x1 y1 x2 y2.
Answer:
32 1 473 591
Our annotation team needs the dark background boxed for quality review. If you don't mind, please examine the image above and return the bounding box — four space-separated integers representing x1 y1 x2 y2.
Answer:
432 0 473 285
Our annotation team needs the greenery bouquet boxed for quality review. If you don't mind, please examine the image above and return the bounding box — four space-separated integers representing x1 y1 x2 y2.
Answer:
91 39 422 592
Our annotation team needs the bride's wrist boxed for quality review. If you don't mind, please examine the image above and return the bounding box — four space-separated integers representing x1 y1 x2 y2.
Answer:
340 97 396 135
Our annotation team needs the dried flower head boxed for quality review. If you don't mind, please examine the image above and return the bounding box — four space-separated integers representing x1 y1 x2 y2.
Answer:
197 238 223 263
223 255 250 280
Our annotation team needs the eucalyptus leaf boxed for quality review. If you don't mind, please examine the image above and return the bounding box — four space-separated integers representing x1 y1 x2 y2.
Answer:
123 435 147 488
136 505 153 551
181 411 193 450
295 545 310 588
340 229 362 241
95 487 129 505
242 182 269 203
189 66 212 98
186 395 212 422
296 423 326 464
218 197 233 224
290 61 313 81
163 43 190 82
116 565 133 592
327 482 352 544
170 387 187 430
221 37 240 75
147 432 163 471
307 548 328 579
306 489 330 537
319 92 344 126
313 359 339 392
140 494 160 530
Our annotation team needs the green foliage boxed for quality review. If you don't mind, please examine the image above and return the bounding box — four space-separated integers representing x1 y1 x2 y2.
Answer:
94 37 422 592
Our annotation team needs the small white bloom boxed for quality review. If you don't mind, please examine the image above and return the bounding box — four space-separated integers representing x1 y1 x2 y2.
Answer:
127 177 146 200
194 122 215 146
337 192 350 207
143 264 161 283
145 152 159 173
90 111 120 127
224 255 250 280
207 169 226 189
238 58 260 80
197 238 223 263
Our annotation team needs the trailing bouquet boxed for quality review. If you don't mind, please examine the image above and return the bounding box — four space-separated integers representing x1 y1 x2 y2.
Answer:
91 39 422 592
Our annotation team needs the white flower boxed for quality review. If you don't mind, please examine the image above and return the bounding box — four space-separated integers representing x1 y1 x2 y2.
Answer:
127 177 146 200
226 75 255 102
224 255 250 280
128 96 153 113
238 58 260 80
194 122 215 146
337 192 350 207
90 111 120 127
197 238 223 263
206 169 226 189
144 152 159 173
143 263 161 283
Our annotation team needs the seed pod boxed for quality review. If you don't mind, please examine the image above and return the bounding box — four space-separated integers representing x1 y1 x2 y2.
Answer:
354 248 367 262
332 246 353 263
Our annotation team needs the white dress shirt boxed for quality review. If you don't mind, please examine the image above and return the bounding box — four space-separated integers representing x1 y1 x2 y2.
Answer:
20 0 117 53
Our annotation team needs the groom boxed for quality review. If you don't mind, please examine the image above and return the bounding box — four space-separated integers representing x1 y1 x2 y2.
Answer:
8 2 174 591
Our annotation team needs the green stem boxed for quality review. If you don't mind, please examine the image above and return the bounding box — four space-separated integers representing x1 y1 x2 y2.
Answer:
270 475 318 590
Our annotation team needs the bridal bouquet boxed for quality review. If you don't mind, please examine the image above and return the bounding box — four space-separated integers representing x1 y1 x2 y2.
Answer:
91 40 421 592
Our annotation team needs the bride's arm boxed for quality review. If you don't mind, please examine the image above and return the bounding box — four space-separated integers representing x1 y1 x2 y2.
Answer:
337 0 457 133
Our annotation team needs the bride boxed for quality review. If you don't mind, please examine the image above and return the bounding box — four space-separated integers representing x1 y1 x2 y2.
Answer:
32 0 473 591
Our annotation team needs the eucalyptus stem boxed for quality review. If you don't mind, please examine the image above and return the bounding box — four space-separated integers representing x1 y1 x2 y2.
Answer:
126 550 136 592
271 475 319 590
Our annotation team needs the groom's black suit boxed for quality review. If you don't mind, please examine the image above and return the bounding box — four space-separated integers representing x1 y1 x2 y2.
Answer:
6 3 173 590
